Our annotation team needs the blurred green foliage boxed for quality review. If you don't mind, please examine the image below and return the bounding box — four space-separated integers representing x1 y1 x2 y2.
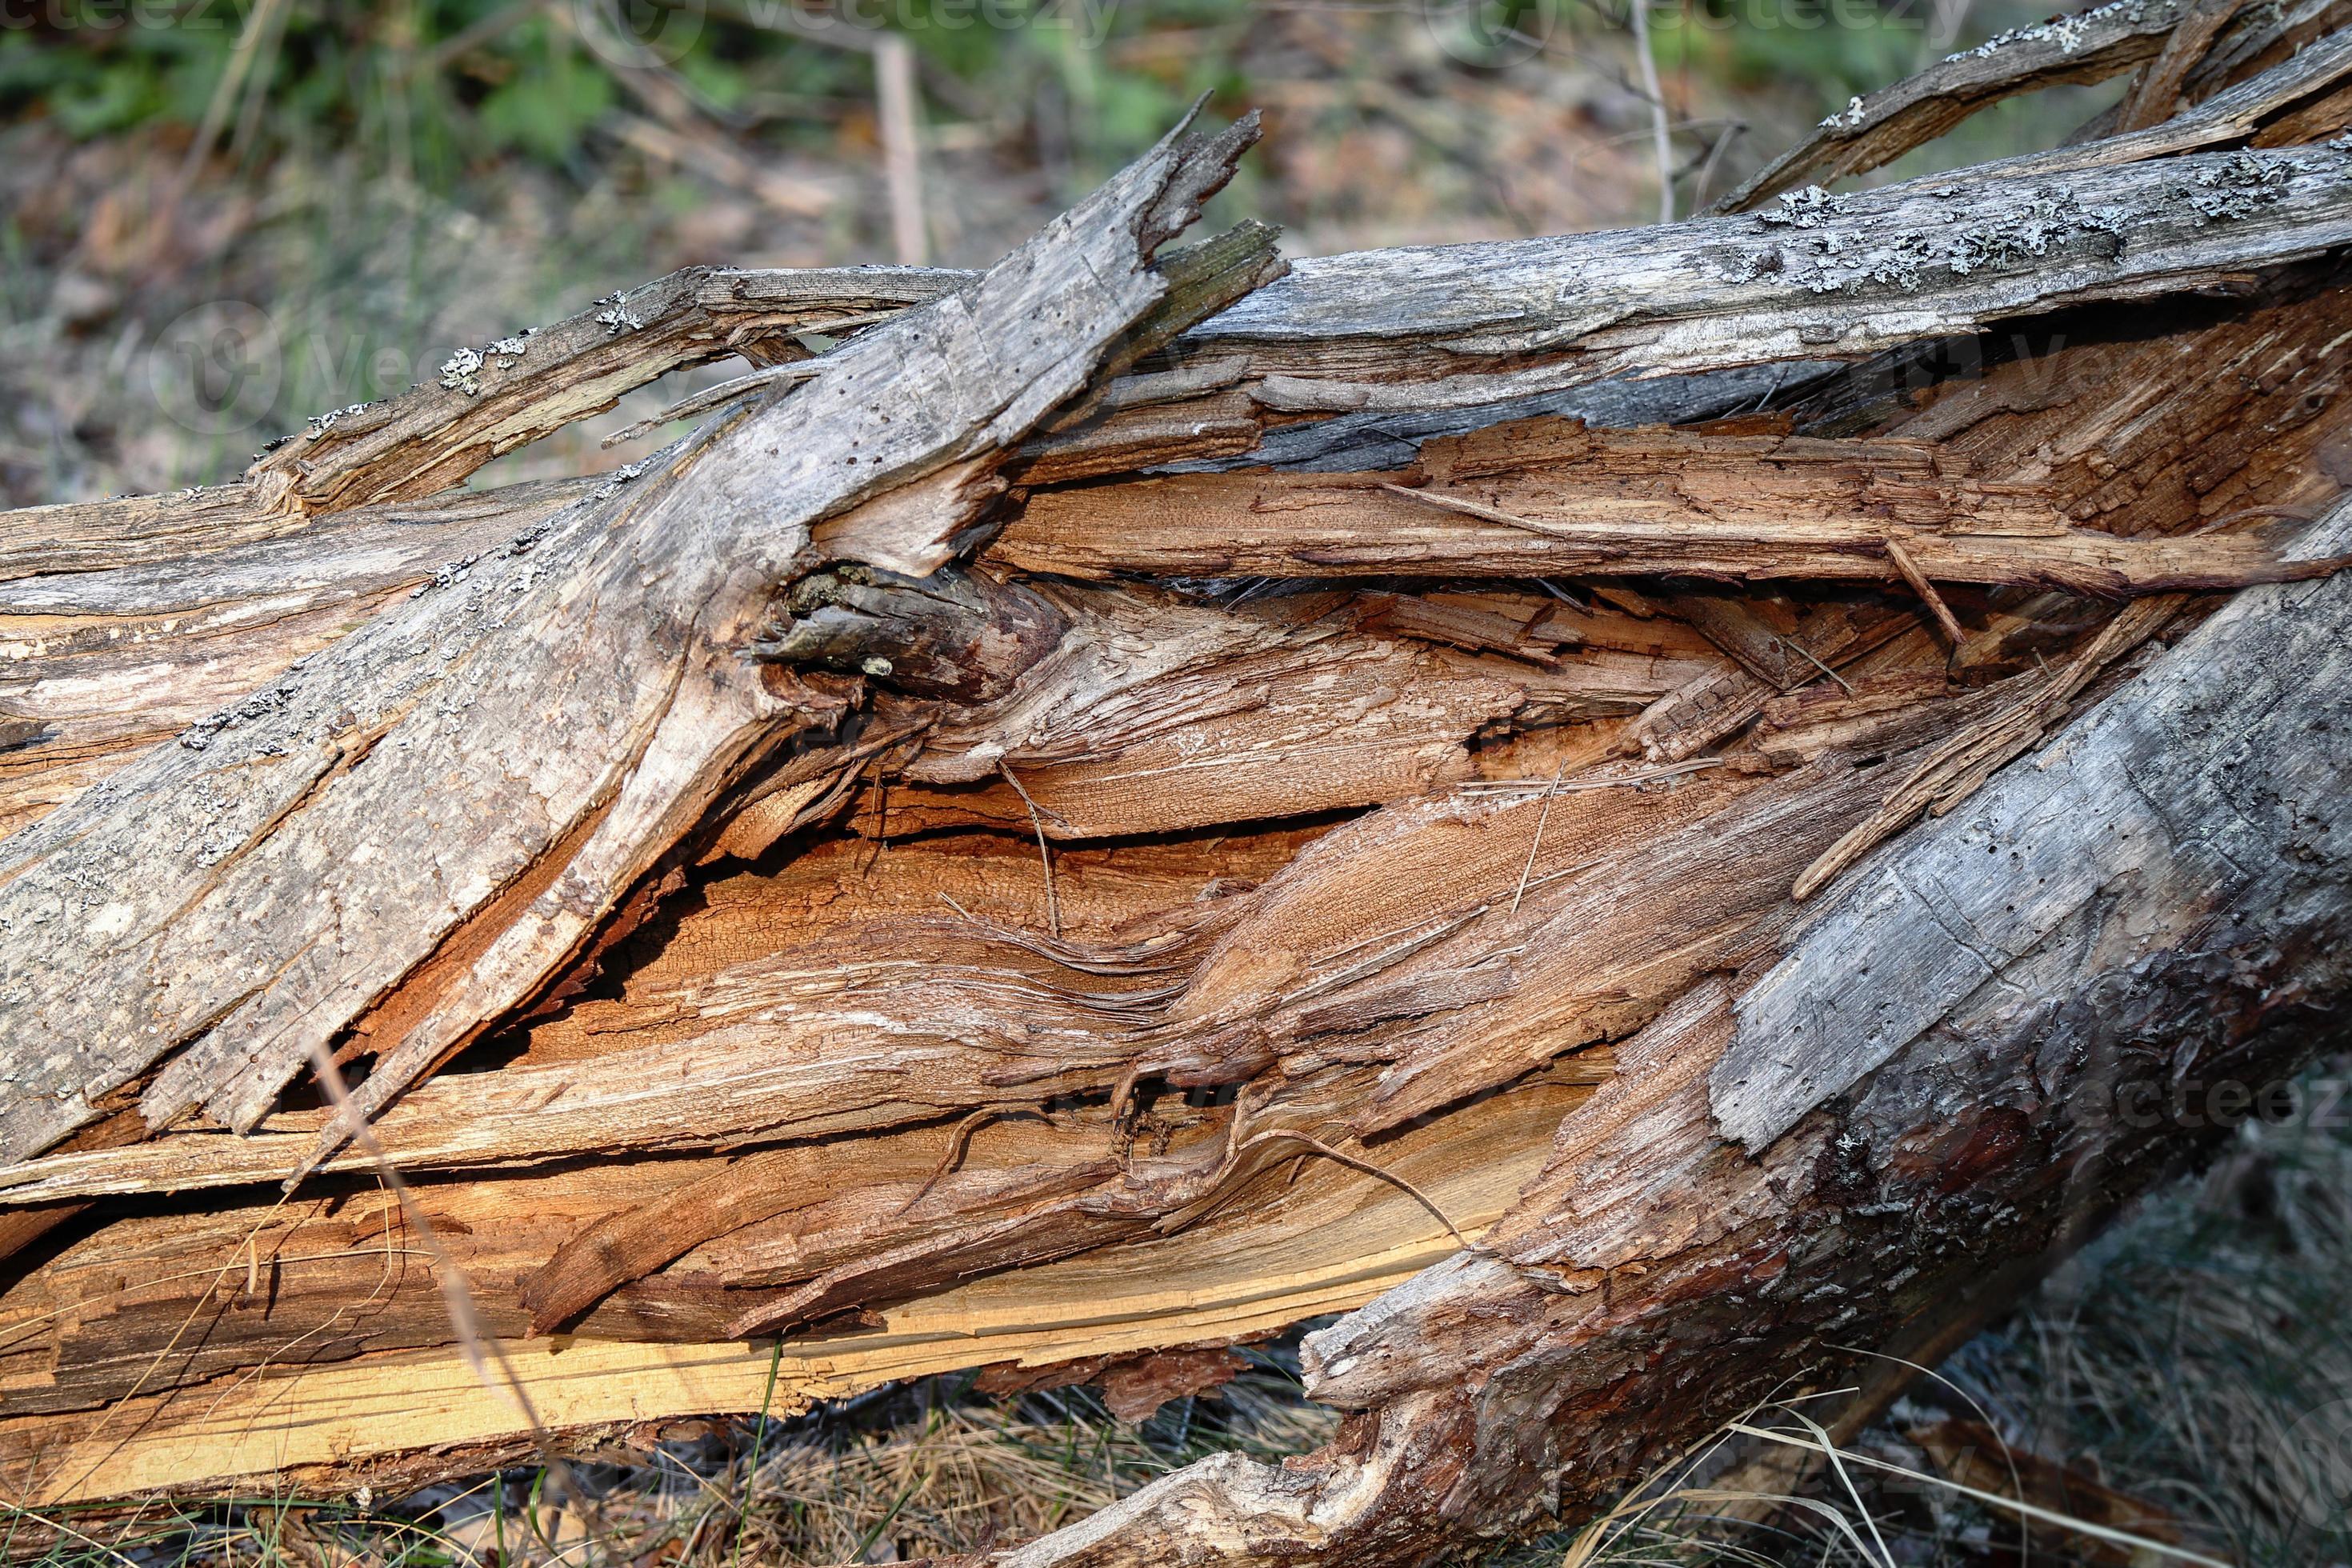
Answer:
474 22 616 165
0 0 1242 184
0 0 2009 190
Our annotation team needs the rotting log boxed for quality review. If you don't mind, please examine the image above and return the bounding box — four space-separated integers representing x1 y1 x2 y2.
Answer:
0 108 1272 1168
985 495 2352 1568
2 2 2351 1554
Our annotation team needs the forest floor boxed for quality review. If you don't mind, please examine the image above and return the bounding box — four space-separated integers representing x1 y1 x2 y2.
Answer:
24 1078 2350 1567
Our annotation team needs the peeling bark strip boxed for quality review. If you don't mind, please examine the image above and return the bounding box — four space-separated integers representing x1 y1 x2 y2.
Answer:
999 418 2342 592
1182 140 2352 404
0 114 1268 1168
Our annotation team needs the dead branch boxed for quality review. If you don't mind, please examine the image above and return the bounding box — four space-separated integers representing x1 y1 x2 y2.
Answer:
1 8 2350 1550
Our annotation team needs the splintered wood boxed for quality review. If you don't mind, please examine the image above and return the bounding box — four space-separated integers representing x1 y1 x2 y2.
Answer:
4 10 2352 1559
998 419 2342 592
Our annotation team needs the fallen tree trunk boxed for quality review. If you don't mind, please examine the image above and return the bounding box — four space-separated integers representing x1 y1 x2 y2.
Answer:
1 5 2350 1554
990 498 2352 1568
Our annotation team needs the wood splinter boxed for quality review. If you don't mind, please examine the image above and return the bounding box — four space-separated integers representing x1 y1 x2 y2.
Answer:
4 19 2352 1558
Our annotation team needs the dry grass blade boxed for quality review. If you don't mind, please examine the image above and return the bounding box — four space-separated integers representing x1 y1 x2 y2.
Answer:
1719 1422 2235 1568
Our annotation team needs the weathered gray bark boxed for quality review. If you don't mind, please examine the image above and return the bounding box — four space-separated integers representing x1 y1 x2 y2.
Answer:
0 112 1268 1167
1714 0 2352 211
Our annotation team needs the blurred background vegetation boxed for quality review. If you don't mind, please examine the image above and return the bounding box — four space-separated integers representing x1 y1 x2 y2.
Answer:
0 0 2127 506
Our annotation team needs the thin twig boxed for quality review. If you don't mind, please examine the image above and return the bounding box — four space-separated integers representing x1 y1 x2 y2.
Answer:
1690 118 1747 211
1231 1130 1472 1251
1106 1062 1143 1142
1000 762 1062 939
602 361 826 447
1629 0 1675 223
898 1106 1048 1215
862 757 890 876
173 0 290 196
875 33 929 265
1510 759 1570 917
1781 634 1855 694
1882 534 1967 648
1457 757 1724 796
225 0 292 167
1377 481 1582 537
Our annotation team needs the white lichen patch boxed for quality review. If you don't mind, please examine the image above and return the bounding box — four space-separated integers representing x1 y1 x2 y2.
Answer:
306 402 374 438
1946 186 2122 275
439 333 533 397
178 679 299 750
595 292 646 334
591 458 650 502
2177 151 2294 226
1946 0 2167 62
438 346 486 396
409 551 486 598
1758 185 1854 229
1717 175 2147 298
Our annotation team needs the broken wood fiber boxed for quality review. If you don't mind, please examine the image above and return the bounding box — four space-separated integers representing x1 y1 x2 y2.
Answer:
2 14 2352 1554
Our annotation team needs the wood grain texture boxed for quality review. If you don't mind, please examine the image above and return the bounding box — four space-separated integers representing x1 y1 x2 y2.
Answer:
0 1061 1590 1505
976 487 2352 1568
1714 497 2352 1146
2 23 2351 1538
0 115 1266 1168
0 479 594 842
1184 141 2352 402
998 418 2340 591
